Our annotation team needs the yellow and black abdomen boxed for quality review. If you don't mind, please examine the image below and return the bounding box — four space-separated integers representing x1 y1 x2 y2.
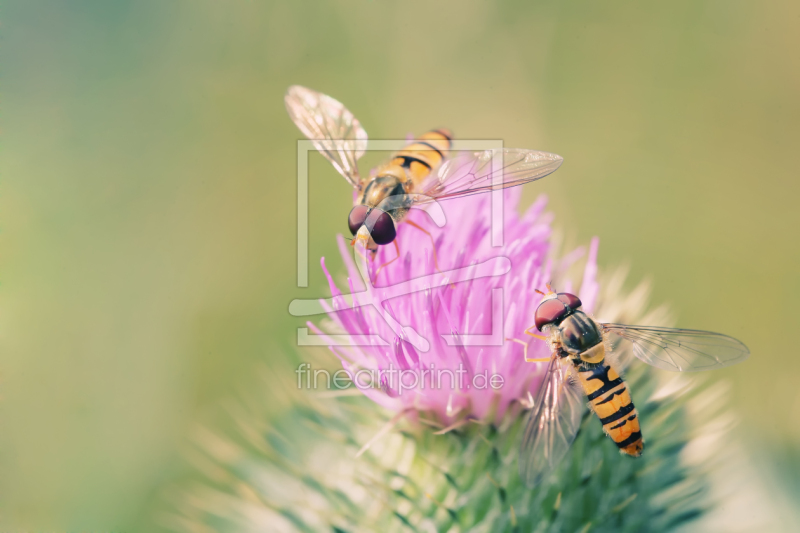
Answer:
577 360 644 456
389 129 452 186
359 129 453 212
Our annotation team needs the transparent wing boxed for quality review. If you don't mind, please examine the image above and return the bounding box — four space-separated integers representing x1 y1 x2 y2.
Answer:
519 356 586 488
415 148 563 203
601 323 750 372
284 85 368 188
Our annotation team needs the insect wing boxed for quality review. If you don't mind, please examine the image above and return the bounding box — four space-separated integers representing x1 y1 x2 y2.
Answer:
519 356 586 488
284 85 368 188
416 148 563 203
601 323 749 372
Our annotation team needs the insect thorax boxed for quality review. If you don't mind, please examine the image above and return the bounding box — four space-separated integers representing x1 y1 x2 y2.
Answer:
358 169 412 219
554 311 604 357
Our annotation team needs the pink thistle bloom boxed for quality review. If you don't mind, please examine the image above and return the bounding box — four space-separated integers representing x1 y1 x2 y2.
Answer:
310 188 600 426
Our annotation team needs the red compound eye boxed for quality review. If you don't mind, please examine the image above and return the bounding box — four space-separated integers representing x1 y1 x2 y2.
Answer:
557 292 582 310
534 298 569 331
348 205 370 236
364 209 396 245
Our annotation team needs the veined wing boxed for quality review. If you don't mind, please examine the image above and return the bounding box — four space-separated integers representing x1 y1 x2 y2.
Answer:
519 356 586 488
284 85 367 188
601 323 750 372
416 148 562 203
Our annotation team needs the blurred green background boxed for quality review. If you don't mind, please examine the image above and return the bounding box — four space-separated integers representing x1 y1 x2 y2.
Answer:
2 0 798 530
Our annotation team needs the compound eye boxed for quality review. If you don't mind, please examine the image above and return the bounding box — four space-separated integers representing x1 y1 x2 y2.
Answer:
534 298 569 331
557 292 582 310
348 205 370 236
364 209 396 245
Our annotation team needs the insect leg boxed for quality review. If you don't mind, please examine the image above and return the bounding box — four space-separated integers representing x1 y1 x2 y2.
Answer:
404 219 456 289
505 337 551 363
404 219 444 273
353 243 369 263
524 326 548 341
373 240 400 282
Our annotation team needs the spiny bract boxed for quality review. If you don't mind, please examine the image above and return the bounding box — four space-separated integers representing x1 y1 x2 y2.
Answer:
163 191 725 532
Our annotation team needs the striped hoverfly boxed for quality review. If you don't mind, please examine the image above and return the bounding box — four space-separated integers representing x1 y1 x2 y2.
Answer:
509 284 749 487
284 85 563 277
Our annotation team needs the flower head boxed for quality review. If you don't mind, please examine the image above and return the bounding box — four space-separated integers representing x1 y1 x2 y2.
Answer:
169 186 760 533
311 188 600 425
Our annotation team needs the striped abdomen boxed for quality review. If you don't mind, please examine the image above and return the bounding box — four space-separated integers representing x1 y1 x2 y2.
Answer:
388 129 452 186
577 360 644 456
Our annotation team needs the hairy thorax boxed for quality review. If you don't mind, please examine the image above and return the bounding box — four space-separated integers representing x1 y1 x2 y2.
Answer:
553 311 604 356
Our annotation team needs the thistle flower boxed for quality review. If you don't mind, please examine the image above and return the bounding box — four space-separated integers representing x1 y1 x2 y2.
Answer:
161 190 759 532
311 188 598 427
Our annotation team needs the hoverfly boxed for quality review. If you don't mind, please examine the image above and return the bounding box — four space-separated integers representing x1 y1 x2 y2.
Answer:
284 85 563 275
508 284 749 488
